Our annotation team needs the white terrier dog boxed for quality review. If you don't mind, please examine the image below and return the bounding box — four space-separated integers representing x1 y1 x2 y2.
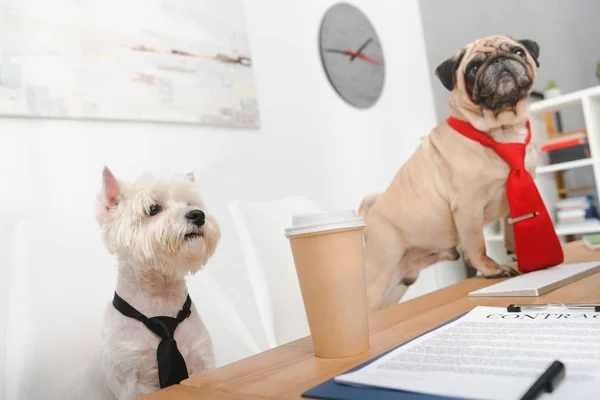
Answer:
71 167 220 400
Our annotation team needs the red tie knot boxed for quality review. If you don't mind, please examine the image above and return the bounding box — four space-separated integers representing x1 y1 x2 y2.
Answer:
494 143 526 171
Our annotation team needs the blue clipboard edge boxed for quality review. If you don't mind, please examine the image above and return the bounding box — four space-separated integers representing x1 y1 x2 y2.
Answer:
302 311 468 399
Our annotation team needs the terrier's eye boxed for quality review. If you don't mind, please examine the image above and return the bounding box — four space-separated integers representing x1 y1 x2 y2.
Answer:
513 48 526 58
147 204 161 216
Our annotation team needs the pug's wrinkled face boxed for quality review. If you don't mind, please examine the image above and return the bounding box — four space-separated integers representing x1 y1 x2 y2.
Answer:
436 35 539 116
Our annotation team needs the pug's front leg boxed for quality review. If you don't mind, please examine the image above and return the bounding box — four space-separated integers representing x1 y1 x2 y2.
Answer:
453 198 518 278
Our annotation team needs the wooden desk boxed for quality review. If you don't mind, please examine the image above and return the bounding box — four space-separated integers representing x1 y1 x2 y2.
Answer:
139 241 600 400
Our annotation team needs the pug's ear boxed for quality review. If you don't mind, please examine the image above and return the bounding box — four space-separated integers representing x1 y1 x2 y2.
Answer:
518 39 540 67
435 50 465 91
185 171 196 182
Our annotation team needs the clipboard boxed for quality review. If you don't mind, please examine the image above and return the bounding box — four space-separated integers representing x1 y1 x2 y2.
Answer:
302 313 467 400
303 304 600 400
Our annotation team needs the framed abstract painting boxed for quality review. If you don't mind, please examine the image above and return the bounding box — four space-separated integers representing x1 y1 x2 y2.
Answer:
0 0 260 128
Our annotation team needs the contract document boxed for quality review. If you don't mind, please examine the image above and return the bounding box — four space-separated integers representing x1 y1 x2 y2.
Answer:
335 306 600 399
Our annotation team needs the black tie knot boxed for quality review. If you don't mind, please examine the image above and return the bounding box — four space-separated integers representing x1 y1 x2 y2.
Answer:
112 292 192 388
145 316 180 340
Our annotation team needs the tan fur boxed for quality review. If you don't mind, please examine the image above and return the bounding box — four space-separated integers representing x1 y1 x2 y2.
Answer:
358 193 380 219
449 35 537 132
361 35 539 313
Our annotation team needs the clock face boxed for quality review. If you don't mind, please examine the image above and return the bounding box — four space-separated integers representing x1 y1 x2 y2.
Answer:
319 3 385 109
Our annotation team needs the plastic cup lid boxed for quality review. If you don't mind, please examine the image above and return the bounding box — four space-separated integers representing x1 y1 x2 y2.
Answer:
285 209 365 237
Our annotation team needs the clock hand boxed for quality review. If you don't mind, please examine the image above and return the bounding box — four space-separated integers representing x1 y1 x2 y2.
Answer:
351 38 372 61
344 50 382 65
324 48 382 65
323 48 347 54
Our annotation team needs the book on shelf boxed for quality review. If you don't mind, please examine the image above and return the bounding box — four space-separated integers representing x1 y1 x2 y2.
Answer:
540 130 587 152
539 129 591 164
556 196 594 210
583 233 600 250
555 196 599 225
558 217 586 224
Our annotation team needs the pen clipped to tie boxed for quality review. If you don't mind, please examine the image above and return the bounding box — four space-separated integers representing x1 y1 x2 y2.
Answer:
519 361 565 400
507 212 539 225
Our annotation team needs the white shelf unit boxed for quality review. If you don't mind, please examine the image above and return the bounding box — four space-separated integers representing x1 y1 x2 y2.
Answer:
484 85 600 250
536 157 594 174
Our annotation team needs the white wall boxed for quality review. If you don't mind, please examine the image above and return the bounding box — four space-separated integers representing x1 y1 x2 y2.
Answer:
0 0 436 392
420 0 600 126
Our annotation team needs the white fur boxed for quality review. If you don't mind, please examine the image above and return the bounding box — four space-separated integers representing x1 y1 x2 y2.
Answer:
69 167 221 400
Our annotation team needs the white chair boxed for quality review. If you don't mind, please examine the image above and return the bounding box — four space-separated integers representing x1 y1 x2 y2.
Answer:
4 217 116 400
229 196 470 343
228 196 321 349
4 216 259 400
0 214 24 400
191 269 261 367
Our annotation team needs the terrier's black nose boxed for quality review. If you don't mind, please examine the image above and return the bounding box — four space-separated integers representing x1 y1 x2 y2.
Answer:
186 209 205 226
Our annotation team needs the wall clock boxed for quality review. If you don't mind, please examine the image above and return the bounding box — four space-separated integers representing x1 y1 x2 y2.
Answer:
319 3 386 109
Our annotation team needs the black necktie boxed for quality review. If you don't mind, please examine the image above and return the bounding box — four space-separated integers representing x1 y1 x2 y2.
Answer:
112 292 192 388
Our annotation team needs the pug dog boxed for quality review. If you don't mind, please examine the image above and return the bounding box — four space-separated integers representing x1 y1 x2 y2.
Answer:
359 35 540 312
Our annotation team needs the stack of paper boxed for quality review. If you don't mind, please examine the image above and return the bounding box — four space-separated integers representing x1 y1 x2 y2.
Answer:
555 196 598 225
335 306 600 400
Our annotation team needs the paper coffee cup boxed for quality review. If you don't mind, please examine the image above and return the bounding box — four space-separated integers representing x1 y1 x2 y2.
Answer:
285 210 370 358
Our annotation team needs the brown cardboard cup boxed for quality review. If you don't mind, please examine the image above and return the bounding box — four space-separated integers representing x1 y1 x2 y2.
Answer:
285 210 370 358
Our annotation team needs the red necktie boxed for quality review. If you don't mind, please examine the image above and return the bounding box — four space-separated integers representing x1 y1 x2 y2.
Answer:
447 116 564 273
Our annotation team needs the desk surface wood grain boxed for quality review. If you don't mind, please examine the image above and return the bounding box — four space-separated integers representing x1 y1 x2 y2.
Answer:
139 241 600 400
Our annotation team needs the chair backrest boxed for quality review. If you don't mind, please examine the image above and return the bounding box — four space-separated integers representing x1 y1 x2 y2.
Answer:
228 196 321 348
191 267 261 367
0 214 24 400
4 216 259 400
5 217 115 400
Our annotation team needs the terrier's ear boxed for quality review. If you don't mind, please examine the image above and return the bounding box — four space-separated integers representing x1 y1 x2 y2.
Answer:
102 166 121 208
185 171 195 182
435 49 465 91
518 39 540 67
